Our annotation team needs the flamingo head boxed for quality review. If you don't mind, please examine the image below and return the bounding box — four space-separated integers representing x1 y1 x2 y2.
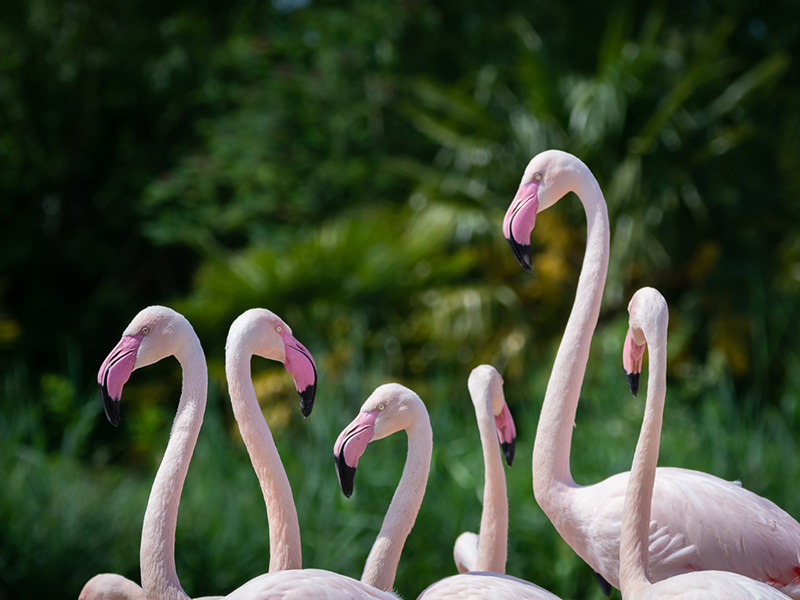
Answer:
503 149 592 272
97 306 193 427
227 309 317 417
333 383 424 498
468 364 516 466
624 287 668 397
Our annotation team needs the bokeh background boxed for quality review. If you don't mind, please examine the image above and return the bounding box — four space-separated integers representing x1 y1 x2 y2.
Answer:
2 0 800 598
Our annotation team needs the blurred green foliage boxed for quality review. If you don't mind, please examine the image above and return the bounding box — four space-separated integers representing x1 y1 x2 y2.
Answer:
2 0 800 598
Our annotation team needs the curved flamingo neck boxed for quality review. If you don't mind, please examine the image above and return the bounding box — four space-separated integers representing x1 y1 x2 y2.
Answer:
532 171 609 516
225 345 302 572
361 407 432 591
141 334 207 600
619 324 667 596
475 398 508 573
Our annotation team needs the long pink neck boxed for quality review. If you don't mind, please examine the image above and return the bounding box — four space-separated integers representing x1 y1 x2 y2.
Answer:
619 324 667 596
141 336 207 600
532 171 609 523
225 347 302 571
475 397 508 573
361 408 432 591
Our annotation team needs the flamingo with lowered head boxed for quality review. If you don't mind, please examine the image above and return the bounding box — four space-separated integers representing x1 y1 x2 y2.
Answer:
619 287 786 599
93 305 322 600
416 365 564 600
503 149 800 596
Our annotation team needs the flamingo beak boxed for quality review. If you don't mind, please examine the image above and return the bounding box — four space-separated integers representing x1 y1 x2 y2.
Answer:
494 402 517 467
507 237 533 273
97 335 143 426
333 410 379 498
279 331 317 417
502 182 540 273
623 329 646 397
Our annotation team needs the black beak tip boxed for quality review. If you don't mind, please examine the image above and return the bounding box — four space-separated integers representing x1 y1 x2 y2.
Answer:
334 449 356 498
505 238 533 272
501 439 516 467
299 383 316 418
100 386 121 427
625 370 640 398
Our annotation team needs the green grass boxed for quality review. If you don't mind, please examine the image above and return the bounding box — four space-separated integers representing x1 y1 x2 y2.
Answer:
2 316 800 600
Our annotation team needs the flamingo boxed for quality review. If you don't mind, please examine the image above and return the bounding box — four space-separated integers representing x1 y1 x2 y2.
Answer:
94 305 324 600
333 382 432 593
416 365 564 600
225 308 317 572
619 287 786 599
503 149 800 596
452 365 516 575
93 306 209 600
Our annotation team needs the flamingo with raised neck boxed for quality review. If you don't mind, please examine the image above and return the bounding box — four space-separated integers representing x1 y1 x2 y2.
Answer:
619 287 787 599
225 308 317 572
453 364 516 575
416 366 565 600
503 149 800 596
97 306 209 600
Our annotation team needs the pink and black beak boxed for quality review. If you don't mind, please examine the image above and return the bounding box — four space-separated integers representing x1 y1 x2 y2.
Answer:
495 403 517 467
280 330 317 417
623 330 646 397
502 181 540 273
97 335 143 426
333 410 379 498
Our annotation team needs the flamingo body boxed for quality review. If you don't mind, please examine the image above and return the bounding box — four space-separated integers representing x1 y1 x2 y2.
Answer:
568 467 800 592
223 569 399 599
627 570 790 600
78 575 223 600
79 574 146 600
417 572 562 600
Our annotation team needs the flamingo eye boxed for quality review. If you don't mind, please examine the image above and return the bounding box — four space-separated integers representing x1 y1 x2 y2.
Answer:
276 326 282 333
378 403 386 411
533 172 542 182
141 327 150 335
